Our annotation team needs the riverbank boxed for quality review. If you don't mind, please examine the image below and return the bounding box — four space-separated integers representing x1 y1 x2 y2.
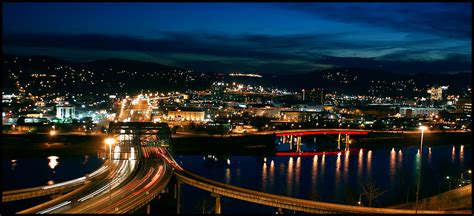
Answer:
2 131 471 158
1 134 107 159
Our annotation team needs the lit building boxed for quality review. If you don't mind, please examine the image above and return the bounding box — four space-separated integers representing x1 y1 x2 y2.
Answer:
455 98 472 114
167 110 205 122
427 86 448 101
399 107 442 117
56 105 76 119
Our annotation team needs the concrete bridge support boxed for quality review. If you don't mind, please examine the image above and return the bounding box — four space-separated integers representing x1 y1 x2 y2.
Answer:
213 193 221 214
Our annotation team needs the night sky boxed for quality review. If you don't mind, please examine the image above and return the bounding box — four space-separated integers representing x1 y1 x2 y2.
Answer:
2 3 472 74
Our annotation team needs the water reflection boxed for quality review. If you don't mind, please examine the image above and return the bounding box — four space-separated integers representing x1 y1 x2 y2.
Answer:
367 150 372 176
428 147 432 163
269 160 275 192
312 155 318 192
335 153 341 193
262 162 267 191
226 168 231 185
398 149 403 171
343 151 349 185
11 159 17 171
357 149 363 180
451 146 456 162
321 154 326 176
83 155 89 165
295 157 301 195
287 157 293 196
460 145 464 163
48 156 59 170
415 152 421 181
390 148 396 184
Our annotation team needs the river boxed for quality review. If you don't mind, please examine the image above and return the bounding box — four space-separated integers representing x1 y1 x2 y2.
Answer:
2 133 472 213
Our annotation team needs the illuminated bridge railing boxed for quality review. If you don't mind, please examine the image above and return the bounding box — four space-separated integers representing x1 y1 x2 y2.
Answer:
173 169 469 214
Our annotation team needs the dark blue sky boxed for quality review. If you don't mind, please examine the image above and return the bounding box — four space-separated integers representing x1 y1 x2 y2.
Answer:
2 3 472 74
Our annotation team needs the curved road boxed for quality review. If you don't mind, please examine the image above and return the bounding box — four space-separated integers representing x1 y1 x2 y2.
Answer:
18 146 172 214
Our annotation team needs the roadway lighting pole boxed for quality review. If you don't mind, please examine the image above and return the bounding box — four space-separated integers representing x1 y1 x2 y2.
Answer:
415 126 427 214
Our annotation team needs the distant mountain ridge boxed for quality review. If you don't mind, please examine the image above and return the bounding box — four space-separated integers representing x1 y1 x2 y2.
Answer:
2 53 471 96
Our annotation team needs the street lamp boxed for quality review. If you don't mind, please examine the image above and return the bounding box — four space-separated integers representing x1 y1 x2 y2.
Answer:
104 137 115 213
415 125 427 214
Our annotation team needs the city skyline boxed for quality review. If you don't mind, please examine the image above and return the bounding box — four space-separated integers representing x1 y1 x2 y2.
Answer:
3 2 472 74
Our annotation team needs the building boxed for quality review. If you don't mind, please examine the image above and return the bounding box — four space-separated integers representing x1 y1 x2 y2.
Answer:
399 107 442 117
427 86 448 101
167 109 205 122
308 88 325 105
280 110 321 122
455 98 472 115
56 105 75 119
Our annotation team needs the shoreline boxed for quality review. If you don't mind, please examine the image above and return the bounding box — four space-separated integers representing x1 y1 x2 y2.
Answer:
2 131 471 158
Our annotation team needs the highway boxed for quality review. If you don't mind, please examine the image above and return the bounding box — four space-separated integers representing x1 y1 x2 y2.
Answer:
18 146 172 214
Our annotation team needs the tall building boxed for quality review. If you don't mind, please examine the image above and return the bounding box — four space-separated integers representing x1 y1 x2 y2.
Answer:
427 86 448 101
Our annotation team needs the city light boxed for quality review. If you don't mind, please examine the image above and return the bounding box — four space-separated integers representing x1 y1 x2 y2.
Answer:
105 137 115 146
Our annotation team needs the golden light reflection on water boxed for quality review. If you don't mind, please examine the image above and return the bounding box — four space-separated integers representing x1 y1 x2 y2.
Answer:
269 160 275 191
287 157 293 196
460 145 464 163
398 149 403 171
262 162 267 191
357 149 363 179
451 146 456 162
335 153 341 191
11 159 17 170
48 156 59 170
312 155 318 190
343 151 349 184
321 154 326 176
390 148 396 184
367 150 372 176
295 157 301 194
226 168 231 184
428 147 432 163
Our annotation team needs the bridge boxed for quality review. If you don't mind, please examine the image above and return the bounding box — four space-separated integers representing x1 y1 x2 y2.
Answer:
275 129 369 154
155 148 469 214
5 124 471 214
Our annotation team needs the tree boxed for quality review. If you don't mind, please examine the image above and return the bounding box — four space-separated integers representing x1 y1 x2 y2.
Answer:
360 177 388 207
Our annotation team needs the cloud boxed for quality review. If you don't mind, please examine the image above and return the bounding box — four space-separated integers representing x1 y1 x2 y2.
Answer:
3 31 471 74
283 3 471 39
